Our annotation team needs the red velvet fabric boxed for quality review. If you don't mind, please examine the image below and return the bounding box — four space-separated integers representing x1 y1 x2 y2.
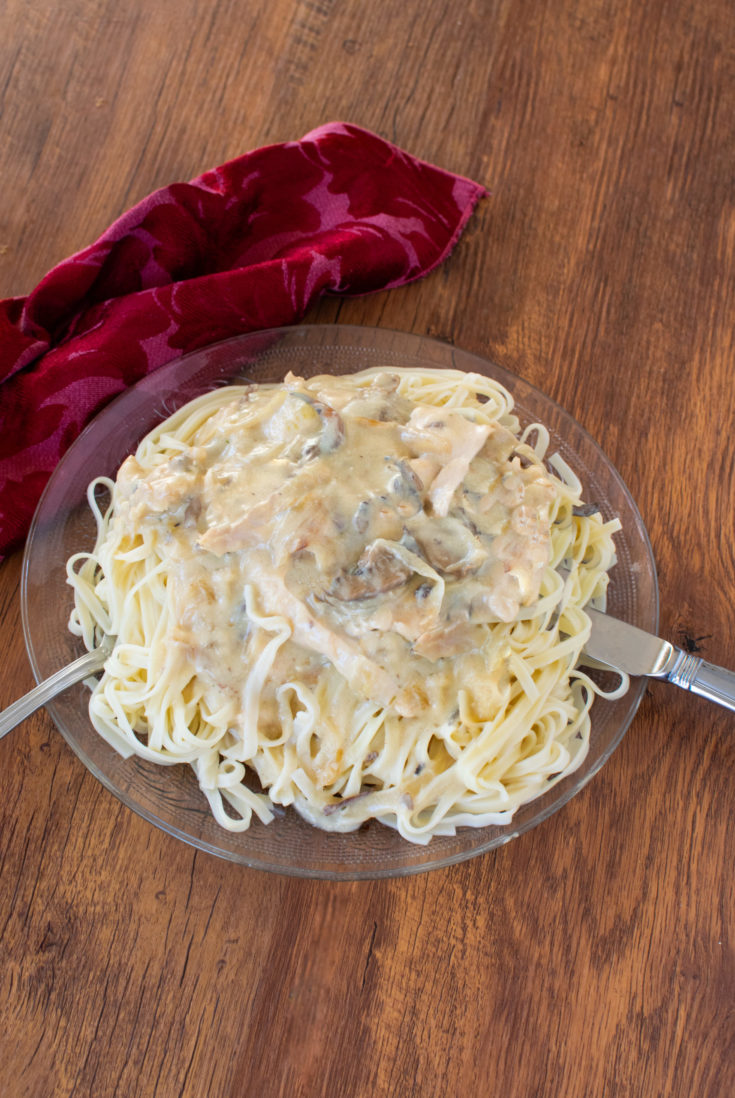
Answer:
0 122 486 556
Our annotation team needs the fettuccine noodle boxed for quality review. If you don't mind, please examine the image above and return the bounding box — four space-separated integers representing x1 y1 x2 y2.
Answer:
67 366 627 842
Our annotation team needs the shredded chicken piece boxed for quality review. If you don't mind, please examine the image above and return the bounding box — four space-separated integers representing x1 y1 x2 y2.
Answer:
401 408 491 516
245 557 413 715
425 422 491 516
413 621 479 661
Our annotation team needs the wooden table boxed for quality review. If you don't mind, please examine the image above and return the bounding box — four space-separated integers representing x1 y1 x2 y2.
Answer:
1 2 733 1095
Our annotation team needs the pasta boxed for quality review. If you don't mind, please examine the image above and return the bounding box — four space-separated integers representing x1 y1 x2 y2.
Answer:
67 366 628 843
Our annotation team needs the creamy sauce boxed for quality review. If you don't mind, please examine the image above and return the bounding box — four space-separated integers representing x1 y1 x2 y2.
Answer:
114 371 556 732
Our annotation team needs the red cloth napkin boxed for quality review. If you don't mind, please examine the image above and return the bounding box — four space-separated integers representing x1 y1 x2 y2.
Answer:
0 122 486 557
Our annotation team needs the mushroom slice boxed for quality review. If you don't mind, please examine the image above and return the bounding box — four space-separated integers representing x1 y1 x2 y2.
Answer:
328 541 412 602
407 514 487 577
386 458 423 517
289 391 345 455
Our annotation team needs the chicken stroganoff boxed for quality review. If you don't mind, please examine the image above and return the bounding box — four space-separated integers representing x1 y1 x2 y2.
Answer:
67 366 627 842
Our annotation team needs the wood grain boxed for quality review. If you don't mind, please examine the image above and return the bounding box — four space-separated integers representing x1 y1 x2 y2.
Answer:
1 1 734 1095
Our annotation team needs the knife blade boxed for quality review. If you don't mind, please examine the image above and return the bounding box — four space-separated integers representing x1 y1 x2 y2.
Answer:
582 606 735 712
583 607 675 676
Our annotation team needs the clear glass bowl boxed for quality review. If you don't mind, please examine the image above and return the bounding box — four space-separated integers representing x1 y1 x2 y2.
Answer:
22 325 658 878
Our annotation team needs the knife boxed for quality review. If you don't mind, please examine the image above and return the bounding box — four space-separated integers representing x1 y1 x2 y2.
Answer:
582 606 735 711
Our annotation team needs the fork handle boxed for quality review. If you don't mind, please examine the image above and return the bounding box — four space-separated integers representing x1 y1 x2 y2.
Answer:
0 647 108 739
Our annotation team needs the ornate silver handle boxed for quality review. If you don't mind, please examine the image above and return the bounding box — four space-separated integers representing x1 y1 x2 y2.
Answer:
664 650 735 711
0 644 110 739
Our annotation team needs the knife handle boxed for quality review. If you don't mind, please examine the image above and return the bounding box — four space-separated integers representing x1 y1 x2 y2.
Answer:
666 651 735 712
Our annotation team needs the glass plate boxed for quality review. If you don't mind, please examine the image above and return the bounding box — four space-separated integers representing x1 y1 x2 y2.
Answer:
21 325 658 878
